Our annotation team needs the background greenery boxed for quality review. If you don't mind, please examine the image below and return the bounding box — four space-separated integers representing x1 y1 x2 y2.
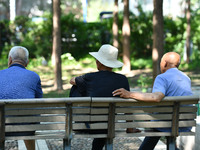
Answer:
1 7 200 70
0 5 200 98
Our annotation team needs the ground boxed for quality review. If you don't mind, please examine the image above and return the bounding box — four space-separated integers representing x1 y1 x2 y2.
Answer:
39 66 200 97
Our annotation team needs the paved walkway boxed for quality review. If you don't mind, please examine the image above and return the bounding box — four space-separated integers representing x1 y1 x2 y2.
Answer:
6 137 164 150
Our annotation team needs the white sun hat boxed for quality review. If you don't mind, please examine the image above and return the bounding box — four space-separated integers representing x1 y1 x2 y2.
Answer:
89 44 123 68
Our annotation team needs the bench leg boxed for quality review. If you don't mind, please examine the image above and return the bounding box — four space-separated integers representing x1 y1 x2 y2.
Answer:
0 105 5 150
63 138 71 150
0 141 4 150
167 136 176 150
105 138 113 150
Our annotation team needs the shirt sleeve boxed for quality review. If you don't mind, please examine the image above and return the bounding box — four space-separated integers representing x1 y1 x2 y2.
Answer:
124 77 130 91
75 74 87 95
152 75 166 95
35 78 43 98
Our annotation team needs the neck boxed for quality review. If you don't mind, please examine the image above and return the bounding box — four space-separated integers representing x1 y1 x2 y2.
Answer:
99 66 112 72
99 68 112 72
9 60 26 67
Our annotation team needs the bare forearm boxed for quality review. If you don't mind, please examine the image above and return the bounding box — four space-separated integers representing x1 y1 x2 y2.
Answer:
129 92 164 102
112 88 164 102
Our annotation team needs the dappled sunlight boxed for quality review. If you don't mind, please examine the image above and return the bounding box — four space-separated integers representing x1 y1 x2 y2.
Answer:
41 64 96 94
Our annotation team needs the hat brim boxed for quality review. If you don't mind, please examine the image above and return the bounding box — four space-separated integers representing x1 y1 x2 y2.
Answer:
89 52 123 68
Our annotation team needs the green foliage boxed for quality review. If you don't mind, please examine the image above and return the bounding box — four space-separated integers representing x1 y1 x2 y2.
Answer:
131 58 152 69
60 13 104 59
1 5 200 71
137 75 152 93
164 17 186 54
0 57 7 70
0 20 12 56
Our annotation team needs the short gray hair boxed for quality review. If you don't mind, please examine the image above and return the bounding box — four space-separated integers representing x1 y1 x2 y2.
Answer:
8 46 29 64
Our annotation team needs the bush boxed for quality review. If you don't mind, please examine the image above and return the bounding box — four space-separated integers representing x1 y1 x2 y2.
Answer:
1 8 200 71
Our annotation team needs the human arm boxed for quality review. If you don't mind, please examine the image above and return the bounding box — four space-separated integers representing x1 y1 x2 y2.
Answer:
70 77 76 85
35 78 43 98
112 88 165 102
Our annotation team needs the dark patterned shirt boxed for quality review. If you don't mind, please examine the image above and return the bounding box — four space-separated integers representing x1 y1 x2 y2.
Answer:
75 70 130 97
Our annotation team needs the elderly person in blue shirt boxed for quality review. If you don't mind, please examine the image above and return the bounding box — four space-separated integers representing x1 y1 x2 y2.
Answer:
113 52 193 150
0 46 43 150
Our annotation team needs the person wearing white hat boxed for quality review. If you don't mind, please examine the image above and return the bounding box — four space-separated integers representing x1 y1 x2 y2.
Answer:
69 44 130 150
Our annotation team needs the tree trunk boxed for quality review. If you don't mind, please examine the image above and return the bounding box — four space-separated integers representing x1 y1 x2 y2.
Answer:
112 0 119 49
152 0 164 82
122 0 131 73
16 0 22 16
9 0 16 20
186 0 191 63
52 0 63 90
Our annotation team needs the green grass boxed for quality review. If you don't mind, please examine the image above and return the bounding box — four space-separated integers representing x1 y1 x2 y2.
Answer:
43 89 70 98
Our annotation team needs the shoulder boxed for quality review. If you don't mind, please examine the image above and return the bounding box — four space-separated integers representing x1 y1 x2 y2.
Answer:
114 72 128 79
25 69 41 79
80 72 98 78
154 73 167 85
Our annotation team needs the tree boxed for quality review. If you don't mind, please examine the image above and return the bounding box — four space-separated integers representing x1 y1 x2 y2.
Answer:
122 0 131 73
112 0 119 49
186 0 191 63
16 0 22 16
152 0 164 81
52 0 63 90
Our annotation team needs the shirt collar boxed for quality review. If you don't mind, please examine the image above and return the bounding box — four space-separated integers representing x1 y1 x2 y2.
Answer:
9 64 26 69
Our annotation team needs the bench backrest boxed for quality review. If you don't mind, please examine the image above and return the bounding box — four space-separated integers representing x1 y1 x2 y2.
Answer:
1 97 90 140
88 96 199 139
0 96 199 141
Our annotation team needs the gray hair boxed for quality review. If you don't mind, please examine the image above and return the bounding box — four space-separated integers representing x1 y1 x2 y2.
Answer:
8 46 29 64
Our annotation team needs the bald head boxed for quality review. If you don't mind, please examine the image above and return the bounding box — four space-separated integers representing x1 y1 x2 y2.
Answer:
160 52 181 73
8 46 29 67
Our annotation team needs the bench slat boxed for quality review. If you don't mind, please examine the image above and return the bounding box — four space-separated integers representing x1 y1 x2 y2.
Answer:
6 115 65 123
180 101 199 105
91 103 109 107
115 120 196 129
72 108 90 114
73 103 91 107
6 104 65 109
6 134 65 140
179 106 197 112
179 120 196 127
5 109 65 115
6 124 65 132
74 134 107 138
90 108 109 114
73 123 108 130
116 102 174 106
116 107 173 113
115 121 172 128
73 115 108 122
116 131 172 137
115 113 196 121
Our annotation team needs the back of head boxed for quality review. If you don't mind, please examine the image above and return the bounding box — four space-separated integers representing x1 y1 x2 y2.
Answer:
160 52 181 73
162 52 181 68
9 46 29 65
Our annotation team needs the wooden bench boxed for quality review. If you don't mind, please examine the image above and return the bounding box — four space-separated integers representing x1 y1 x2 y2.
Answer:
0 95 199 150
